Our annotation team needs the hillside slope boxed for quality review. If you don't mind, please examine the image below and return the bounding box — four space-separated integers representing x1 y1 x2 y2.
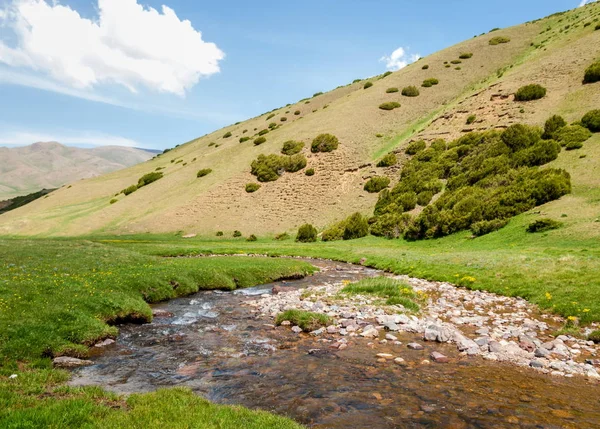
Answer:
1 4 599 237
0 142 153 200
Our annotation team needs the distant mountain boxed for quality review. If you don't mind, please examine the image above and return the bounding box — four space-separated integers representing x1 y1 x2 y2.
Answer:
0 142 153 199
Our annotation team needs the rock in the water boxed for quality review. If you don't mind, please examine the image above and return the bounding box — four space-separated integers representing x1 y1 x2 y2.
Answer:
386 334 398 341
310 327 325 336
407 343 424 350
152 309 173 318
53 357 93 368
430 352 449 363
376 353 394 360
424 324 453 343
94 339 115 348
394 357 406 365
291 326 303 333
361 327 379 338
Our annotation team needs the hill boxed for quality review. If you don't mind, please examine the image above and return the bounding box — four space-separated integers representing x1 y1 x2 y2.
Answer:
0 4 599 237
0 142 153 200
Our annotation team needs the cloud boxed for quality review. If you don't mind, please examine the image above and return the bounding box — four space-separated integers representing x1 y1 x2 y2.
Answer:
0 130 141 147
579 0 597 6
0 0 225 96
380 47 420 71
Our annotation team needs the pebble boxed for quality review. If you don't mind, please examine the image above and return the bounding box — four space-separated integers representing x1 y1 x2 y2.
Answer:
394 357 406 365
430 352 450 363
291 326 303 334
376 353 394 360
407 343 424 350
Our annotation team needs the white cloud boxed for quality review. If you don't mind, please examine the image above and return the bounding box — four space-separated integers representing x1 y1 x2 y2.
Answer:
380 47 420 71
0 0 225 96
579 0 597 6
0 130 141 147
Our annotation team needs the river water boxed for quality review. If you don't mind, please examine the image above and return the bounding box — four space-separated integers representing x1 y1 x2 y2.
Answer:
71 259 600 428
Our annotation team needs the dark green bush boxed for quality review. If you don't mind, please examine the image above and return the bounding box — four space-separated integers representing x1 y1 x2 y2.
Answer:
489 36 511 45
256 129 268 136
401 86 420 97
514 84 547 101
246 234 257 242
459 53 473 59
450 60 462 65
122 185 138 196
596 24 600 31
311 133 339 153
250 153 306 181
377 153 398 167
379 102 401 111
466 115 476 125
582 109 600 132
208 142 216 147
138 172 163 187
109 198 118 204
386 87 399 93
542 115 567 139
422 65 429 70
196 168 212 178
281 140 305 155
321 220 345 242
274 232 290 241
294 110 301 115
268 123 278 130
405 140 427 155
216 231 224 236
313 92 323 97
416 191 434 206
284 154 307 172
364 176 390 193
501 124 542 151
296 224 318 242
280 117 287 122
583 61 600 84
526 218 563 233
305 168 315 176
266 113 275 120
245 183 261 193
381 71 393 78
471 219 508 236
253 137 267 146
239 137 250 143
362 82 373 90
555 125 591 150
343 213 369 240
421 78 439 87
233 230 242 237
223 132 232 138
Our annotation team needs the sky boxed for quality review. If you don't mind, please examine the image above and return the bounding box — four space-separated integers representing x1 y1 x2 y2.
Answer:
0 0 596 150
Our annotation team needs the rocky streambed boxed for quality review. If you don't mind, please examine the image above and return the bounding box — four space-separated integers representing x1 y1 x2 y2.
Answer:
71 259 600 428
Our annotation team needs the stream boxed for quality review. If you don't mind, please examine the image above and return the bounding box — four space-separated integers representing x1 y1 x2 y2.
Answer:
71 259 600 428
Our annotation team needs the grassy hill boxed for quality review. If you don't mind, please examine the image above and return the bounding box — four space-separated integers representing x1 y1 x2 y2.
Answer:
0 4 599 237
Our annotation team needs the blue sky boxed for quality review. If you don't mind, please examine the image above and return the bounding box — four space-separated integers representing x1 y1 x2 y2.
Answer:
0 0 593 150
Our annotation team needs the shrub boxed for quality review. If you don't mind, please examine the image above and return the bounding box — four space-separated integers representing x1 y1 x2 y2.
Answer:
321 220 345 242
343 213 369 240
138 172 163 187
275 310 331 332
216 231 224 236
233 230 242 237
284 154 307 172
246 234 257 242
555 125 591 150
501 124 542 151
364 176 390 193
253 137 267 146
313 92 323 97
582 109 600 132
542 115 567 139
363 81 373 89
405 140 427 155
489 36 511 45
386 87 399 93
268 122 277 129
416 190 434 206
583 61 600 84
208 142 216 147
251 153 306 181
239 137 250 143
294 110 301 115
311 133 339 153
377 153 398 167
526 218 563 233
450 60 462 65
296 224 318 242
281 140 304 155
245 183 261 193
379 102 401 111
459 53 473 59
305 168 315 176
274 232 290 241
280 117 287 122
470 219 509 236
258 129 269 136
514 84 547 101
422 65 429 70
196 168 212 178
266 113 275 120
381 71 393 78
401 86 420 97
596 24 600 31
223 132 232 138
589 330 600 343
422 78 439 87
122 185 138 196
109 198 118 204
466 115 476 125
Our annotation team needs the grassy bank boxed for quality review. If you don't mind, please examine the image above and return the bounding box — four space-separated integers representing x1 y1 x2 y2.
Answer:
0 238 312 428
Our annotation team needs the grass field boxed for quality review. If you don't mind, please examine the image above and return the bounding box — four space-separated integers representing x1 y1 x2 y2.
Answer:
0 239 312 428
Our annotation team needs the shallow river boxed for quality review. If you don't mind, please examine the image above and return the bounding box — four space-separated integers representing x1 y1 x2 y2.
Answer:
71 259 600 428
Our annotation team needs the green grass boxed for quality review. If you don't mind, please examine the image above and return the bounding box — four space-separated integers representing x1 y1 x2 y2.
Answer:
275 310 331 332
341 277 420 312
0 239 313 428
